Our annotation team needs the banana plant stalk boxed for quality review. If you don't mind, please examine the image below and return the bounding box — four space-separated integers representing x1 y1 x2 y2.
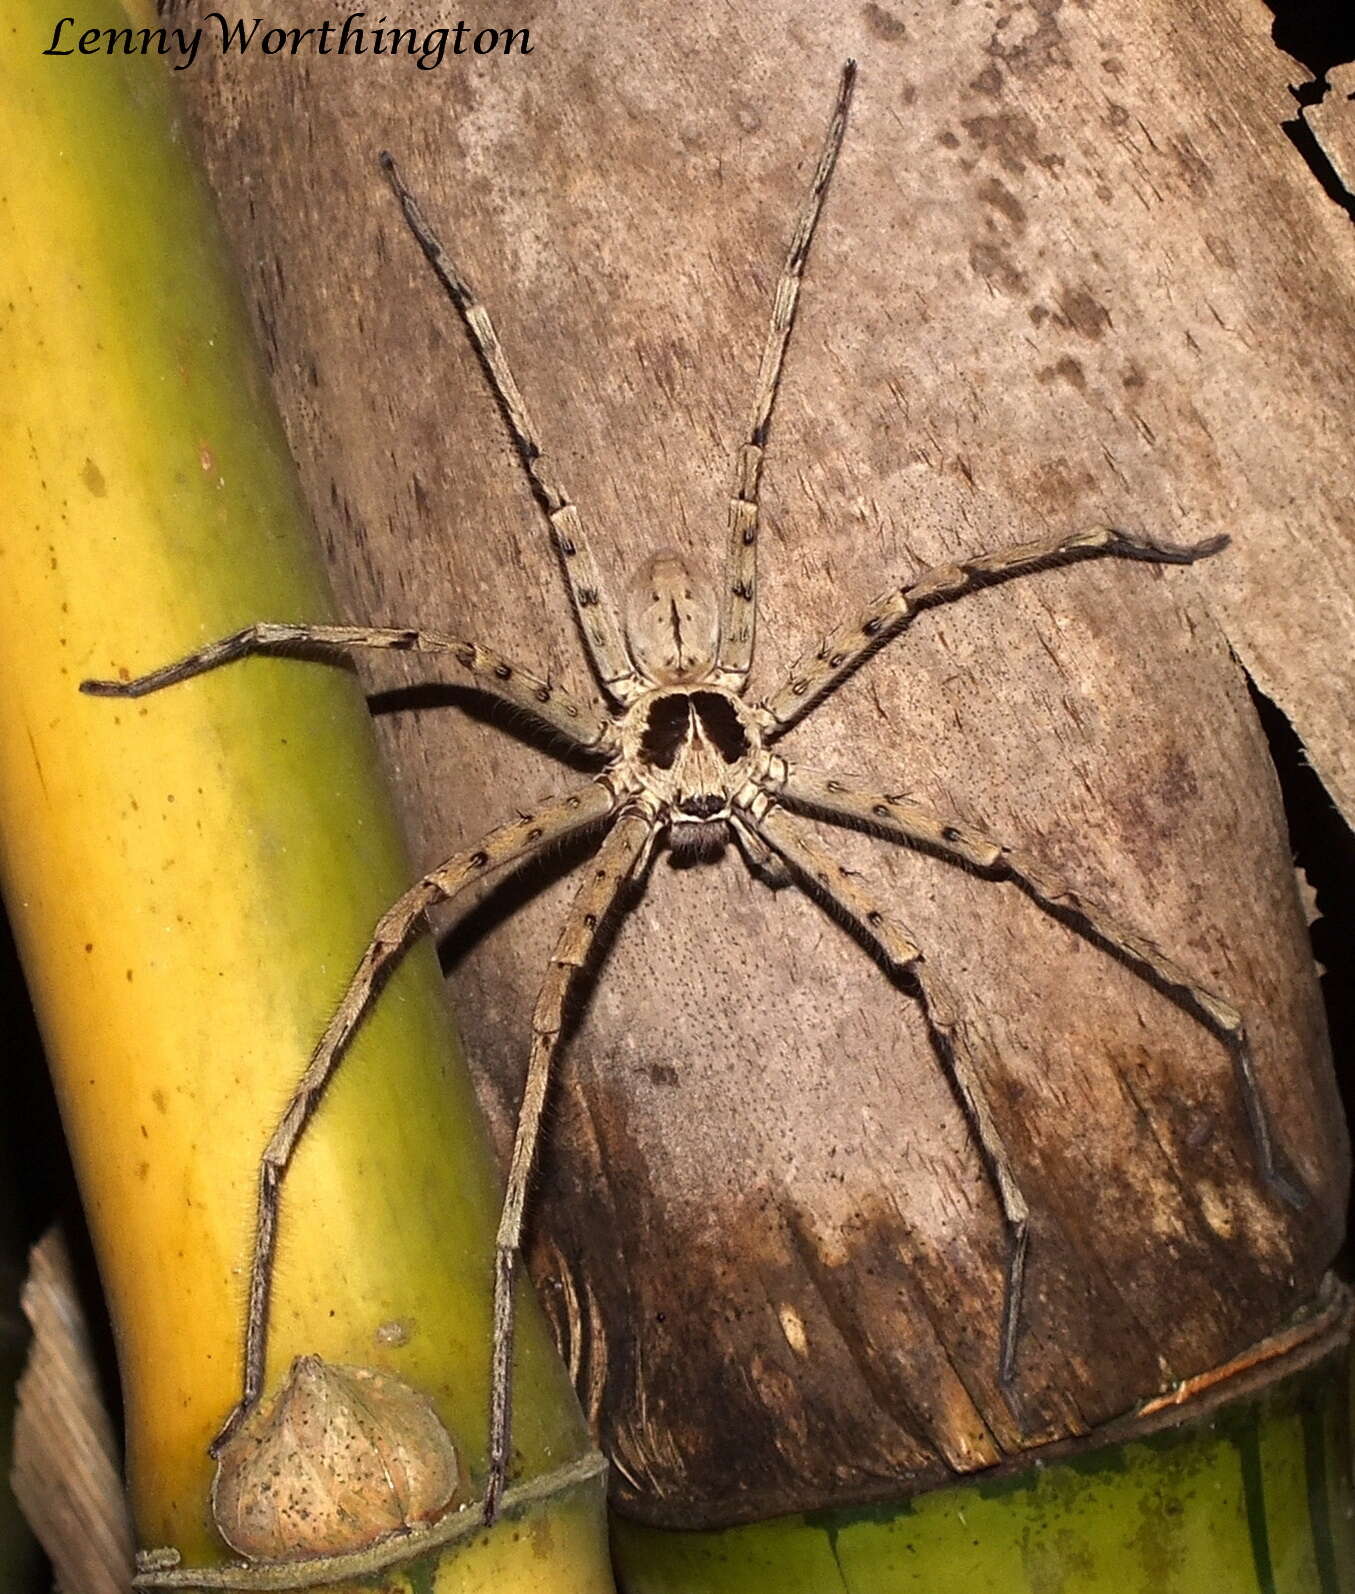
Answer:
0 8 614 1589
615 1331 1354 1593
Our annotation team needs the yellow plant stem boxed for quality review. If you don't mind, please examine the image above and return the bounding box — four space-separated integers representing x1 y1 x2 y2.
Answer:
0 7 613 1589
614 1338 1355 1594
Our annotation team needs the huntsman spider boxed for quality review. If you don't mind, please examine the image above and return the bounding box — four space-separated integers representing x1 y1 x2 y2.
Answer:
84 60 1304 1524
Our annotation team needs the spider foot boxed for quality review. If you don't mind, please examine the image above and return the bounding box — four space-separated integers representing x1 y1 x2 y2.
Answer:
207 1397 252 1458
1265 1160 1310 1215
997 1364 1031 1435
80 674 142 697
1108 528 1230 564
482 1464 506 1528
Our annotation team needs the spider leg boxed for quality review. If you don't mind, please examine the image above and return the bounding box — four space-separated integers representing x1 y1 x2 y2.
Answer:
486 804 657 1521
81 621 616 754
730 812 792 887
211 778 620 1456
763 526 1228 737
711 61 856 692
780 765 1309 1211
745 798 1031 1402
380 154 644 706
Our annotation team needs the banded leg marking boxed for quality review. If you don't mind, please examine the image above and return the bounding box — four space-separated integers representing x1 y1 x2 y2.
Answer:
764 527 1227 736
212 779 619 1455
81 621 615 753
751 801 1032 1395
713 61 856 688
381 155 642 702
782 765 1307 1211
485 807 655 1520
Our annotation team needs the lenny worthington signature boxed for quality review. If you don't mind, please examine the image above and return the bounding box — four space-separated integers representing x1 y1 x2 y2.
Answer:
43 12 532 70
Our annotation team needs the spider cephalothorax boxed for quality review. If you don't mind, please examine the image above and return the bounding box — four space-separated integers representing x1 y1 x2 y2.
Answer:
84 57 1305 1540
617 551 770 854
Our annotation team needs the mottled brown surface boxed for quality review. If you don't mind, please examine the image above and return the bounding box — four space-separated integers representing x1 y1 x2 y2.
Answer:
169 0 1350 1527
1309 62 1355 201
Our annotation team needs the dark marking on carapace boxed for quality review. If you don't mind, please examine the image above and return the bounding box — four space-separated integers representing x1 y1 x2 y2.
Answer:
692 693 750 764
640 695 691 770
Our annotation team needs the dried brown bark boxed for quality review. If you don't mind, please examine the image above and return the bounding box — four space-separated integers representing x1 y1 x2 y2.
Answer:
1308 62 1355 201
12 1230 133 1594
169 0 1350 1529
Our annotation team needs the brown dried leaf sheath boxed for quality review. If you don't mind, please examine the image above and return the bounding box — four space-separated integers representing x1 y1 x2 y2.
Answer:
168 0 1349 1528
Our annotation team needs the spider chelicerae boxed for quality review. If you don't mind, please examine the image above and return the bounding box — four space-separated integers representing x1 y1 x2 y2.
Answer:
84 60 1304 1528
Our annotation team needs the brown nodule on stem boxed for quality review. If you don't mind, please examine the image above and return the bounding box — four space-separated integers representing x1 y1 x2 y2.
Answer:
135 1449 608 1591
210 1357 461 1562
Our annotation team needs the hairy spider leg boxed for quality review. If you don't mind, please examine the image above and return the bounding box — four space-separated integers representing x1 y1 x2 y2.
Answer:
746 800 1031 1397
208 780 619 1455
780 766 1308 1212
762 526 1228 737
486 804 656 1519
381 153 644 705
80 620 616 755
712 59 857 691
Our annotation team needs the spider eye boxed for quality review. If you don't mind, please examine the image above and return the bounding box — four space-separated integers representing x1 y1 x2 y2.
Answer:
691 693 749 764
639 696 691 770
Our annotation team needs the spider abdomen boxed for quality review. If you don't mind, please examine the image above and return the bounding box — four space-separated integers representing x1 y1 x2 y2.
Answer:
623 551 719 684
